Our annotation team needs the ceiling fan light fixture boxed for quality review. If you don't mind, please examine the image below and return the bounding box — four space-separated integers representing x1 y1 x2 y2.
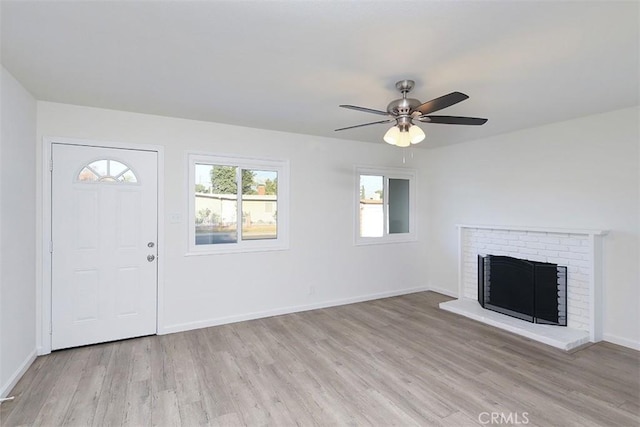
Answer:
396 129 411 147
384 124 419 147
409 124 425 144
383 125 400 145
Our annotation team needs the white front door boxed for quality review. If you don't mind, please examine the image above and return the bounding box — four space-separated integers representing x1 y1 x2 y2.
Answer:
51 143 158 350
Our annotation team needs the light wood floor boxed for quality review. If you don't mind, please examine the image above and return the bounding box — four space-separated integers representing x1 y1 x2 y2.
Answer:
2 292 639 426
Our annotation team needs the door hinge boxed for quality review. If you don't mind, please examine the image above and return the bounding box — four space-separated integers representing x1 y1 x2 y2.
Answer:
49 158 53 171
49 322 52 335
49 241 53 253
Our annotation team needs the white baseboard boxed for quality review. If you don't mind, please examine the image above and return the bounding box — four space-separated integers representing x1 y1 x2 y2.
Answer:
160 286 430 335
603 333 640 351
1 349 37 399
427 285 458 298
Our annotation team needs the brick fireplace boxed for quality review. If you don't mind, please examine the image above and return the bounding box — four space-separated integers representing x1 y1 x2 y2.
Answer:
440 225 608 350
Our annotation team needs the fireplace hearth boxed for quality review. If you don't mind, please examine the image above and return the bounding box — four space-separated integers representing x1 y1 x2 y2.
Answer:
477 254 567 326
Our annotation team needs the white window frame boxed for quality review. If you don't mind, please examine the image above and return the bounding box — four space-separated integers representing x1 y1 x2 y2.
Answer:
188 153 289 255
355 166 417 245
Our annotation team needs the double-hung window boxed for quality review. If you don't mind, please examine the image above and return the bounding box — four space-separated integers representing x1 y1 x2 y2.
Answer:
355 166 416 244
188 153 289 254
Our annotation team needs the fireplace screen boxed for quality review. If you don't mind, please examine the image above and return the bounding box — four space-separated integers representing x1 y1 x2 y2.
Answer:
478 255 567 326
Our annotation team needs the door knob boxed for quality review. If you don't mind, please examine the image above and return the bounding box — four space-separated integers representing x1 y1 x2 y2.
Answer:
147 254 155 262
148 242 155 248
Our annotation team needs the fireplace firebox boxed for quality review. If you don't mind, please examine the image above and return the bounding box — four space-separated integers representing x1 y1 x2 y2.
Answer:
478 255 567 326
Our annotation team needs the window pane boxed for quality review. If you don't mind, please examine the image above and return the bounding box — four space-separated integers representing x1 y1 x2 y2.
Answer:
195 164 238 245
359 175 384 237
88 160 108 176
78 159 138 183
242 169 277 240
78 167 98 182
119 169 137 183
388 178 410 234
109 160 128 176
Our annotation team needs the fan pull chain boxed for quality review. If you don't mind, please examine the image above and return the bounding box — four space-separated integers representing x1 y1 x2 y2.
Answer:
402 148 415 164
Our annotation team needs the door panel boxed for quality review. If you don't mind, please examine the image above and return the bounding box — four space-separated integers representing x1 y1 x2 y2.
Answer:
51 143 158 350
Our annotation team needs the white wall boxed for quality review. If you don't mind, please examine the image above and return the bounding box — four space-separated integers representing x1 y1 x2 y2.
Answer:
36 102 429 339
32 101 639 354
0 67 37 397
424 106 640 349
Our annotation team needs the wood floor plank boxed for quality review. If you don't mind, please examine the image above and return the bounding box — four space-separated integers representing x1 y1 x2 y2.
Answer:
122 379 152 427
2 291 639 426
0 351 69 426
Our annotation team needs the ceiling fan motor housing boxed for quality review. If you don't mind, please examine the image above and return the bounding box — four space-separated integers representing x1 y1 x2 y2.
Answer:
388 100 421 131
387 98 422 116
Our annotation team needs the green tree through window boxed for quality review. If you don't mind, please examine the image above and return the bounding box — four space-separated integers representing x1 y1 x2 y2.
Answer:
210 166 256 194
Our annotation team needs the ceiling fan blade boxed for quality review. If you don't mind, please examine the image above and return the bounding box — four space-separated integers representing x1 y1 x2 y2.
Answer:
419 115 488 125
416 92 469 115
335 119 394 132
339 105 389 116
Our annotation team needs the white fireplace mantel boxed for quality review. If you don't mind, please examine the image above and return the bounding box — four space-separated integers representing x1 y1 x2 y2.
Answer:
440 224 608 351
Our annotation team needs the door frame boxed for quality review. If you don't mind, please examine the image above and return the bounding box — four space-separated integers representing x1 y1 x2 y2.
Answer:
40 136 165 355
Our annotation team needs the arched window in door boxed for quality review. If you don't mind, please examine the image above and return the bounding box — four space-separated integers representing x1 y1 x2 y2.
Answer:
77 159 138 183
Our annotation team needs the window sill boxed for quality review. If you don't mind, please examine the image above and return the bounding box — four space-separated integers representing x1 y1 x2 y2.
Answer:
355 235 418 246
185 243 289 256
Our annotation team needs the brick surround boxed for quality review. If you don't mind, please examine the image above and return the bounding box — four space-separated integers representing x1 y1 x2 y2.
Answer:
454 225 607 344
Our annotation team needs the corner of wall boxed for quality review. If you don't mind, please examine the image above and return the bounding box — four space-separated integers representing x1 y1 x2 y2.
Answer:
0 66 38 397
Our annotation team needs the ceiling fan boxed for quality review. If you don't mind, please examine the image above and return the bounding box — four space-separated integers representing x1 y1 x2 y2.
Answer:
335 79 487 147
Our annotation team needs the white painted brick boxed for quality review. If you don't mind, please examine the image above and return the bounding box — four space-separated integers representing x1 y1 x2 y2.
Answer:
539 250 559 258
520 234 539 242
568 307 581 315
572 300 588 310
539 236 561 244
568 296 581 304
559 251 586 260
525 242 547 250
570 320 588 330
491 238 509 245
578 294 591 303
561 237 581 246
571 287 590 296
544 243 570 251
568 259 588 268
568 244 589 254
518 248 539 255
570 273 589 282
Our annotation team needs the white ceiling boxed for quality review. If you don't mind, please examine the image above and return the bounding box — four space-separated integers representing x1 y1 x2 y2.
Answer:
2 1 638 148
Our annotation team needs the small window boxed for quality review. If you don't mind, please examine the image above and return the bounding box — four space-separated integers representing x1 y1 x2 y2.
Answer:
356 166 416 245
189 153 288 254
78 159 138 183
